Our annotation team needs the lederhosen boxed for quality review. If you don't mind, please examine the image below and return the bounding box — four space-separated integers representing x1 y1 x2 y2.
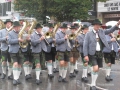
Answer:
88 31 104 68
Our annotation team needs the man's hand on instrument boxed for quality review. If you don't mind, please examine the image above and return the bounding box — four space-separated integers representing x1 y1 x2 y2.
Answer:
40 36 45 41
84 56 89 62
64 35 68 40
18 38 24 42
111 38 116 42
26 35 30 41
6 36 8 39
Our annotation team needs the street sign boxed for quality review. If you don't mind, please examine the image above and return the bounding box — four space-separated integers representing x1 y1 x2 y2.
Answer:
88 10 97 16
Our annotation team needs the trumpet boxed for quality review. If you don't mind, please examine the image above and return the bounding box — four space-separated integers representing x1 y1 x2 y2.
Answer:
0 19 5 30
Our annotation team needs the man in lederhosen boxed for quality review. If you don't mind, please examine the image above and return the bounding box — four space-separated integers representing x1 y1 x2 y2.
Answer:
44 23 56 79
31 23 47 85
21 24 33 80
103 26 119 82
8 21 24 85
69 25 80 78
0 19 13 79
77 25 89 83
55 23 71 83
83 19 120 90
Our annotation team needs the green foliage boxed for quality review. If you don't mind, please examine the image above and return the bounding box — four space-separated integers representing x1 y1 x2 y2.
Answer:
14 0 107 22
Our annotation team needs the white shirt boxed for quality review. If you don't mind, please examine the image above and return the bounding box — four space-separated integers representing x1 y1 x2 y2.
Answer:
93 29 101 51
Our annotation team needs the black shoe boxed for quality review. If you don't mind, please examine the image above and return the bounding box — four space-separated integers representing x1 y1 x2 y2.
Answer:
74 69 78 74
8 75 13 80
25 75 29 80
69 73 73 78
49 74 54 79
105 76 110 82
72 73 76 77
36 79 42 85
17 79 21 84
62 78 68 83
58 76 62 82
13 79 17 85
87 72 91 76
1 73 6 79
53 68 56 73
84 77 88 83
55 68 59 72
90 86 97 90
81 77 85 82
109 76 113 81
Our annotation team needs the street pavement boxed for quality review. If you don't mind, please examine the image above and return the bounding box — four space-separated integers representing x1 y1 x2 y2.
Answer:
0 59 120 90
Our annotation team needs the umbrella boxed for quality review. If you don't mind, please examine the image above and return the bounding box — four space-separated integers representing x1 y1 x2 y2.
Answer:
106 21 117 26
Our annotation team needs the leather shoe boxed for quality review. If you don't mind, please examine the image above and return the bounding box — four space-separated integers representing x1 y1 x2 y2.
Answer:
36 79 42 85
105 76 110 82
58 76 62 82
87 72 91 76
72 73 76 77
53 68 56 73
84 77 88 83
17 79 21 84
1 73 6 79
62 78 68 83
109 76 113 81
74 69 78 74
90 86 97 90
8 75 13 80
48 74 54 79
13 79 17 85
69 73 73 78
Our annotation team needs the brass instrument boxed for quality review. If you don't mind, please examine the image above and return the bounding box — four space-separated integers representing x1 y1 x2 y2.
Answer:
69 25 82 40
0 19 5 30
116 34 120 41
18 21 29 48
28 20 37 35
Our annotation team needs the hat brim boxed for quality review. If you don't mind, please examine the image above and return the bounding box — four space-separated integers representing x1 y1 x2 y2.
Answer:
92 23 102 25
60 26 67 28
4 21 13 24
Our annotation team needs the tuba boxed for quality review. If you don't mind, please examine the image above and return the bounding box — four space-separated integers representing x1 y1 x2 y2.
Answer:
0 19 5 30
18 21 29 48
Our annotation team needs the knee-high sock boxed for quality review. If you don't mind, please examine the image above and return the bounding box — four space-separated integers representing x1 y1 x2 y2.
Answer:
1 64 7 75
13 67 18 80
82 66 88 78
106 66 111 76
62 67 68 78
23 64 29 76
28 64 32 74
47 62 53 75
8 65 12 76
59 66 64 77
75 61 78 70
35 68 41 80
91 72 98 86
18 68 21 79
70 63 75 73
53 61 57 69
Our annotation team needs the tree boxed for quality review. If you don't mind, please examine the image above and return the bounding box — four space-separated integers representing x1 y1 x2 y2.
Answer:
14 0 107 22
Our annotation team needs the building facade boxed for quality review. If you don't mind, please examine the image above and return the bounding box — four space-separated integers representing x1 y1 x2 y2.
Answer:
98 0 120 24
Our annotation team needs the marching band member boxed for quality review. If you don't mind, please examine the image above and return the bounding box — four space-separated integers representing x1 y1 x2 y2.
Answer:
73 23 80 73
103 26 119 82
83 19 120 90
8 21 23 85
69 25 79 78
30 23 47 85
0 19 13 79
44 23 56 79
77 25 89 83
21 24 33 80
55 23 70 83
